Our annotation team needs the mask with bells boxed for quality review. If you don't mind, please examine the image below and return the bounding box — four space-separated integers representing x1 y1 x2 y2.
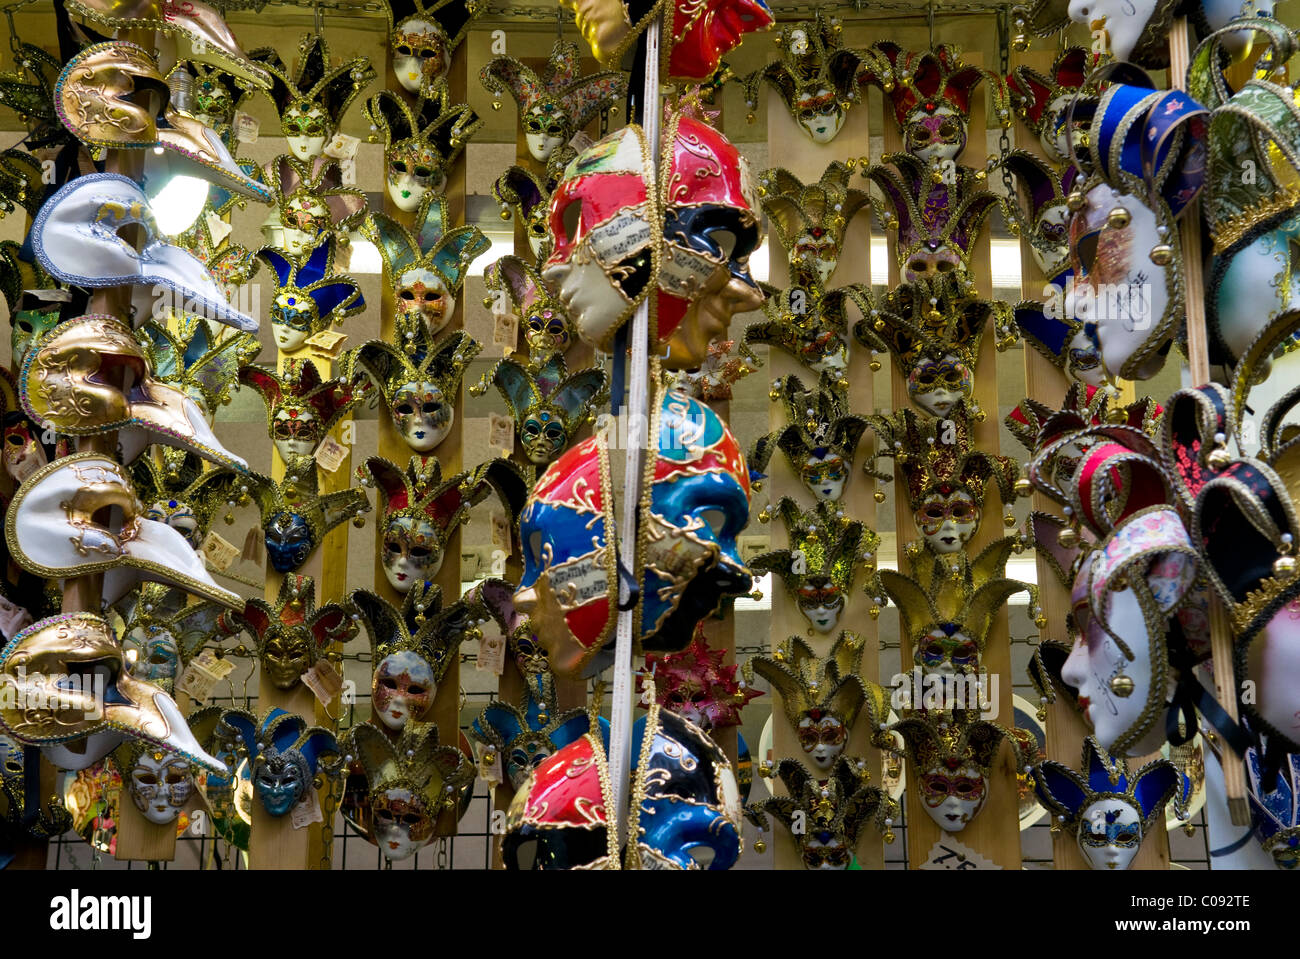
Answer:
743 280 856 386
349 720 473 861
364 191 487 342
217 707 337 817
751 371 868 504
217 574 357 692
483 254 573 367
1007 46 1098 167
9 292 63 373
384 0 482 94
1246 746 1300 870
0 42 73 153
751 497 882 637
747 756 898 869
741 13 876 144
262 154 368 257
136 314 262 428
257 236 364 354
492 167 553 261
239 357 365 462
638 633 762 732
670 338 757 402
116 582 224 695
853 276 995 419
131 450 245 551
364 87 481 213
1011 298 1105 389
0 611 228 774
1066 0 1179 67
480 39 625 165
115 740 196 826
997 150 1081 285
351 327 480 454
759 161 871 285
887 708 1032 833
625 700 743 870
1033 734 1190 870
470 353 607 465
745 632 884 772
472 671 603 790
467 576 548 677
177 61 246 137
252 33 373 162
247 454 370 573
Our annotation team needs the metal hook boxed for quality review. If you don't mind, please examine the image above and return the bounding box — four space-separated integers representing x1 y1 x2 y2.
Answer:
927 2 934 49
314 0 323 37
5 8 19 57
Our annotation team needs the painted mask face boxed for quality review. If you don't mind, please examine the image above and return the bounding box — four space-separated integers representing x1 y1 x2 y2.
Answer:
270 290 319 352
1077 797 1143 870
920 762 987 831
391 19 448 94
797 714 847 771
264 511 314 573
282 102 330 161
372 786 432 860
271 407 321 459
193 78 234 131
523 308 570 359
905 243 963 283
796 87 846 144
387 145 445 213
801 834 850 870
260 627 314 689
523 102 568 163
144 499 202 550
2 422 46 484
390 380 452 452
124 627 181 688
396 267 453 337
1215 226 1300 366
381 516 444 592
254 750 308 816
1067 322 1105 386
372 650 436 731
907 353 972 417
915 626 979 676
12 305 60 369
906 105 967 164
1068 0 1160 63
506 734 554 790
128 750 194 825
801 453 848 503
796 581 844 634
1033 203 1070 279
1041 94 1079 166
915 488 980 553
805 333 849 376
792 229 839 284
520 409 568 465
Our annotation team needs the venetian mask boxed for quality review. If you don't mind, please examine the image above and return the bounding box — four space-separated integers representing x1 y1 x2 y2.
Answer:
373 650 436 731
905 104 967 165
2 420 48 484
796 580 844 634
1077 797 1143 870
283 101 329 161
143 499 202 550
796 87 845 144
523 102 567 162
264 511 314 574
907 353 972 418
915 627 980 676
792 230 840 285
915 488 981 554
387 144 445 213
1067 0 1162 63
797 712 847 771
391 380 452 453
372 786 431 859
271 408 320 460
391 19 448 93
396 267 453 338
381 515 444 592
11 303 61 370
920 760 987 832
124 626 182 688
270 289 319 353
801 452 847 503
255 749 309 816
260 626 313 689
127 749 195 825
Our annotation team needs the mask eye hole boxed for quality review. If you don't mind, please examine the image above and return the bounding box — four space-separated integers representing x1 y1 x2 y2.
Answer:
560 199 582 245
1076 231 1100 272
396 403 414 416
711 229 737 260
391 160 408 174
528 530 543 564
686 845 716 868
699 508 726 538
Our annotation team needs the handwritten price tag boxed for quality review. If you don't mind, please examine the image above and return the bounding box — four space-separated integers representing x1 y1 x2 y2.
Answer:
301 660 344 706
919 838 1000 871
232 111 259 144
306 330 348 359
477 633 505 676
492 311 518 353
489 510 510 550
200 531 240 571
314 435 349 473
177 650 234 702
323 133 360 160
488 412 514 456
291 787 323 829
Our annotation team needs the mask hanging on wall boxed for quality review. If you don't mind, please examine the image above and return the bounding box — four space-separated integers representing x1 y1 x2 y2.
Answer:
136 314 262 427
492 167 554 261
383 0 482 94
217 707 338 817
759 161 871 285
239 357 365 462
247 454 370 573
638 632 762 732
262 154 369 257
257 236 365 354
750 372 867 505
482 254 573 366
364 86 481 213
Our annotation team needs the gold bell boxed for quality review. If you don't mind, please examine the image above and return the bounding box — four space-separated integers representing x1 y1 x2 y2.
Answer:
869 359 881 372
1067 190 1086 212
1057 526 1079 549
1106 405 1128 426
752 480 764 493
1003 511 1016 528
499 208 511 220
1034 615 1048 629
491 99 502 111
1208 446 1233 471
746 112 756 124
1109 674 1135 697
1107 207 1131 229
352 515 366 528
874 489 886 503
1149 244 1174 266
869 604 881 619
1012 28 1029 51
753 838 767 853
1014 477 1032 497
1275 554 1298 578
874 318 886 332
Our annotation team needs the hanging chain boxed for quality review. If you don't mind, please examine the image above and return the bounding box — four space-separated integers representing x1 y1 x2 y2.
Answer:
317 763 344 870
996 5 1022 237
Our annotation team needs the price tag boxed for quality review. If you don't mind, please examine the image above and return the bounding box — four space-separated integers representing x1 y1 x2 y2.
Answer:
488 412 514 456
301 660 344 706
314 435 349 473
477 743 503 786
477 633 505 676
919 837 1000 871
233 111 259 144
176 651 234 702
0 595 32 640
339 157 356 186
205 211 233 245
492 311 517 353
200 531 240 571
241 526 264 566
568 131 595 154
290 787 323 829
306 329 348 359
323 132 360 160
489 510 510 550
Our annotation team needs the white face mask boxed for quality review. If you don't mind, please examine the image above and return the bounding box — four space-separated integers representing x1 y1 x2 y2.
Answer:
391 380 453 452
905 105 966 165
809 339 849 376
272 410 319 459
801 453 847 503
129 751 194 825
542 258 636 352
921 763 986 832
524 107 566 162
374 786 425 860
799 600 843 634
391 20 446 94
284 106 328 162
387 155 445 213
372 650 437 731
796 89 846 144
1032 205 1070 277
1077 797 1143 870
1040 95 1077 165
916 491 980 555
396 267 455 338
1068 0 1160 62
1215 225 1300 365
908 353 970 419
797 716 846 771
380 516 444 592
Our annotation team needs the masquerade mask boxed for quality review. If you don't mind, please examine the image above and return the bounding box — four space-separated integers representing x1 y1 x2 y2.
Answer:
1066 0 1179 66
247 454 371 573
759 161 870 284
31 173 258 332
638 633 762 732
116 582 223 694
350 720 472 861
218 708 337 817
470 353 607 465
21 313 248 472
743 280 856 386
136 314 261 424
472 671 603 789
10 292 64 373
364 87 480 212
258 236 364 354
254 33 374 161
240 357 364 462
0 612 227 775
998 151 1081 285
750 371 866 504
262 154 368 256
1033 735 1190 870
482 254 574 367
385 0 481 93
492 166 553 260
0 43 73 153
6 453 242 610
115 740 196 825
130 451 245 551
1007 46 1097 166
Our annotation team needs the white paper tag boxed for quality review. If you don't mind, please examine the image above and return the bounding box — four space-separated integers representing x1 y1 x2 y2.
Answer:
323 132 360 160
301 660 344 706
919 837 1001 871
492 311 518 353
7 450 42 485
204 211 232 245
489 510 509 550
313 435 349 473
290 787 323 829
339 157 356 186
200 531 240 571
477 633 505 676
306 329 348 358
488 412 514 456
233 111 259 144
568 131 595 154
0 595 33 641
477 742 503 786
176 651 234 702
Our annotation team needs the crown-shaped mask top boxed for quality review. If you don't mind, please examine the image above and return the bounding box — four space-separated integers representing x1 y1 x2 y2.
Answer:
758 161 871 285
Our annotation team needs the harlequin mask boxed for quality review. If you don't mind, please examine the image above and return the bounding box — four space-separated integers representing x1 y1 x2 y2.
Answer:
247 455 370 573
10 293 63 373
471 671 602 789
753 371 867 503
239 358 363 462
1007 47 1096 166
483 255 574 367
0 612 227 774
364 88 480 213
255 34 374 161
639 633 761 732
258 237 364 354
746 633 883 771
743 281 855 385
759 162 870 285
31 173 258 332
1246 746 1300 869
480 39 625 164
116 740 195 825
218 574 356 691
1033 735 1190 870
131 451 245 551
748 757 898 868
999 151 1080 284
350 721 472 861
385 0 481 94
219 708 337 817
493 167 552 261
365 192 487 342
6 453 243 610
1067 0 1178 65
262 155 368 256
352 328 480 454
117 582 223 694
471 354 607 465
